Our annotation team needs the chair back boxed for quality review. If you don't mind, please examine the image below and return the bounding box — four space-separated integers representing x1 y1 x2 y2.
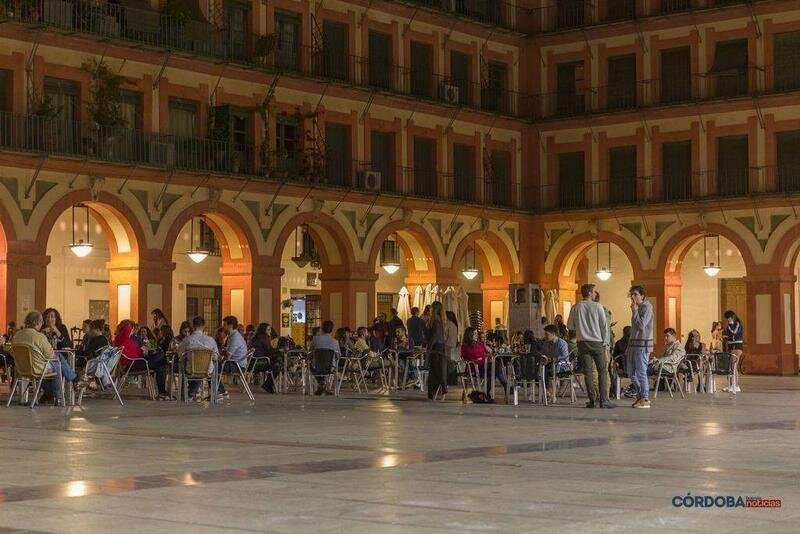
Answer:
9 344 49 379
186 349 214 377
96 346 122 373
311 349 336 375
712 352 733 374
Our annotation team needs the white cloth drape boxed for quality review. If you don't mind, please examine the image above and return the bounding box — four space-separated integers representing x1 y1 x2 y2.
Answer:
456 286 470 340
412 285 424 310
544 289 559 323
397 286 411 324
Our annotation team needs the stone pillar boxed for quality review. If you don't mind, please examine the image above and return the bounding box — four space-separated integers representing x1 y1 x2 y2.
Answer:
250 263 284 327
634 273 681 353
481 278 509 329
743 271 797 375
106 252 141 326
135 252 176 326
3 242 49 325
320 263 377 328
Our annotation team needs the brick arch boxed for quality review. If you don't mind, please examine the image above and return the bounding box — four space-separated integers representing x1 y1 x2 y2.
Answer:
274 212 355 268
655 223 755 277
162 202 257 264
367 220 440 276
769 222 800 274
34 191 145 258
450 230 516 283
550 231 645 284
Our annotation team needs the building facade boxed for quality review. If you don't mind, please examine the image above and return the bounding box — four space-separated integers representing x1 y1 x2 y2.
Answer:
0 0 798 374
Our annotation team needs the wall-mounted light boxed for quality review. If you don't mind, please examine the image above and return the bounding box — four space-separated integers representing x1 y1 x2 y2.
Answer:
186 216 209 263
69 203 93 257
462 245 479 280
380 235 401 274
703 234 721 277
595 241 612 281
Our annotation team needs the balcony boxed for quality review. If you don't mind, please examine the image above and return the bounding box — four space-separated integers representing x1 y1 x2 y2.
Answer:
0 111 519 209
396 0 532 34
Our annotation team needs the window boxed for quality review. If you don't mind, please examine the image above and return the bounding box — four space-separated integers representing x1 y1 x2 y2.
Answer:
661 0 691 14
559 152 585 208
0 69 9 113
608 146 637 204
325 123 351 186
607 54 636 110
711 39 748 97
43 77 80 153
449 51 471 106
662 141 692 200
777 130 800 192
413 136 437 197
368 31 392 90
482 61 508 113
410 41 433 98
275 11 301 71
224 0 249 61
118 91 142 130
660 47 691 103
168 98 197 137
716 135 748 197
111 91 144 163
774 31 800 91
556 62 584 115
452 144 475 202
557 0 585 29
605 0 635 21
370 131 395 191
276 115 299 173
489 150 511 207
321 21 349 81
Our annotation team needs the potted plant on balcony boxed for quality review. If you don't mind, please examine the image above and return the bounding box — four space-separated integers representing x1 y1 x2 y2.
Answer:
82 59 129 158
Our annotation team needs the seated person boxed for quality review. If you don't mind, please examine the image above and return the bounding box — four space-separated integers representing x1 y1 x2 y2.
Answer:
367 326 384 354
178 316 220 400
461 326 506 389
217 315 248 399
541 324 570 389
353 327 374 357
648 328 686 377
81 320 115 389
13 310 81 404
249 322 280 394
311 320 341 395
115 320 170 400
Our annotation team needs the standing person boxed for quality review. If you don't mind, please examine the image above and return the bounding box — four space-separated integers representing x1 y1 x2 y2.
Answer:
444 311 459 362
567 284 614 408
372 313 389 347
151 308 169 330
709 321 724 353
386 308 405 349
628 285 654 409
424 301 447 400
406 307 426 348
723 310 743 393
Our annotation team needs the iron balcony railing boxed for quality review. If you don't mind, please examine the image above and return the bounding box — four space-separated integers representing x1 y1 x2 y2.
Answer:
397 0 532 34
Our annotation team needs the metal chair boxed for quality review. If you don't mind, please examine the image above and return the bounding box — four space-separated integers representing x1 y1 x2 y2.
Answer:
216 356 255 401
308 348 338 395
684 353 706 394
245 348 275 389
335 347 370 395
183 349 215 403
77 346 123 406
117 354 157 400
551 353 579 404
710 352 736 394
6 343 64 408
510 352 548 405
652 356 687 399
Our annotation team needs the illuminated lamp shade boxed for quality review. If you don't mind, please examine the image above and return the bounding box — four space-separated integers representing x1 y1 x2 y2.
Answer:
595 241 612 281
462 245 480 280
186 217 210 263
703 234 721 277
69 203 93 257
380 238 401 274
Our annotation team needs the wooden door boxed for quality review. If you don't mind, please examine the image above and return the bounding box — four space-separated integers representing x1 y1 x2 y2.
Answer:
720 279 747 332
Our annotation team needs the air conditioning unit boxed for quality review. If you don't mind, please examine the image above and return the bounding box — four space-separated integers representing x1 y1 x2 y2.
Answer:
149 141 175 168
359 170 382 191
443 84 460 104
306 272 319 287
441 0 457 11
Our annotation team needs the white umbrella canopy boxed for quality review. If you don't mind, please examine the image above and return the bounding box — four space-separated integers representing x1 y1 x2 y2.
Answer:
397 286 412 323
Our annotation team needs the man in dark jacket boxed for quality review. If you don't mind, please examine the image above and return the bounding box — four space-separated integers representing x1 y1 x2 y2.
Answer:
386 308 405 348
406 307 425 348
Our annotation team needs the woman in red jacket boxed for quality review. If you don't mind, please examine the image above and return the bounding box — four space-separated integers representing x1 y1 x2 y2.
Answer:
460 327 506 389
114 320 170 399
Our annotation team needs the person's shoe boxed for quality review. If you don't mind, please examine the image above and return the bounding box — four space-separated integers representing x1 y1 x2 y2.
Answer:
633 398 651 409
732 385 741 393
584 400 595 408
599 400 616 409
314 385 325 396
722 386 730 392
261 382 275 394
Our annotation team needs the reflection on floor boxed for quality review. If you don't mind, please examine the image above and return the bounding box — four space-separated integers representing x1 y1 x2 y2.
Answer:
0 375 798 532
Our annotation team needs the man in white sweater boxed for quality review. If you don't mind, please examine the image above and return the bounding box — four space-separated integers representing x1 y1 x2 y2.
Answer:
567 283 614 408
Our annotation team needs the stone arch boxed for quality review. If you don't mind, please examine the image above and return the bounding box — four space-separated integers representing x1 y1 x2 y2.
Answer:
766 221 800 273
549 231 646 283
654 223 755 277
450 230 517 281
272 212 356 268
0 200 15 327
366 220 442 277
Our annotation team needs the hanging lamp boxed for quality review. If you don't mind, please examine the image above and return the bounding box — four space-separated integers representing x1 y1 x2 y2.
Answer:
69 203 93 257
703 234 721 277
186 216 210 263
595 241 612 281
